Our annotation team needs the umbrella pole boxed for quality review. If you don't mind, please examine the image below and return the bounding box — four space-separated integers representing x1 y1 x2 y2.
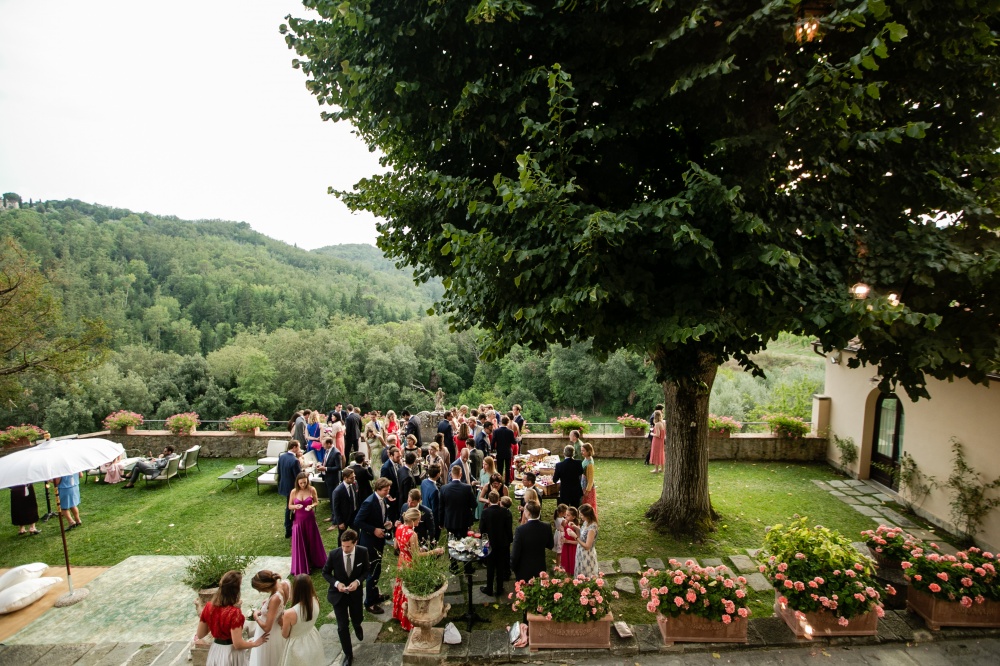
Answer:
52 477 89 607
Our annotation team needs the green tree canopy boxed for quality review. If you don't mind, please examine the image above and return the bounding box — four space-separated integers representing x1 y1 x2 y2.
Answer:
286 0 1000 535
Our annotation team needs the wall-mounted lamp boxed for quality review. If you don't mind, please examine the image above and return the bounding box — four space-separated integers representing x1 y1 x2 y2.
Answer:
829 350 842 365
850 282 871 299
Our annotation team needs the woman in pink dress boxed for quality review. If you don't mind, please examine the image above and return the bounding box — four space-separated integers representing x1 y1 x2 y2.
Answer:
328 413 346 458
288 473 328 575
560 507 578 574
650 409 665 474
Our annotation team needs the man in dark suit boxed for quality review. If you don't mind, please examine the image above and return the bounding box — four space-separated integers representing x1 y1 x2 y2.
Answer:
436 414 455 462
277 441 302 538
398 451 417 504
450 447 473 485
322 528 368 666
511 501 553 583
492 416 517 484
553 445 584 509
404 488 437 546
439 465 477 539
479 490 513 597
354 477 393 614
421 463 442 533
402 409 423 448
380 446 402 522
349 452 373 503
319 438 343 525
330 468 358 543
344 405 363 456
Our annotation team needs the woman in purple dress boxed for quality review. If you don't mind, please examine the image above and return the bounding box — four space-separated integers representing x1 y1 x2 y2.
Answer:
288 473 328 575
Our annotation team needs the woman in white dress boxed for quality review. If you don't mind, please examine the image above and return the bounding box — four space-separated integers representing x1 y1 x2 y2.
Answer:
248 570 288 666
280 574 323 664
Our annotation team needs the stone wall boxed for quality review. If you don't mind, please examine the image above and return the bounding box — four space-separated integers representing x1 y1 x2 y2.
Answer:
79 430 290 458
522 433 828 462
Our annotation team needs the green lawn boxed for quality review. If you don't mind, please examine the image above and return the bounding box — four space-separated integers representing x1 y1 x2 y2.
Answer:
0 457 915 637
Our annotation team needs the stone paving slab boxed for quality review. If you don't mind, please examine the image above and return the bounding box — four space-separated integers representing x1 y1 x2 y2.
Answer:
65 644 117 666
841 489 862 496
830 490 847 497
318 620 382 664
645 557 665 571
844 479 867 487
700 558 724 568
615 577 636 594
597 560 616 574
90 642 145 666
859 495 883 505
828 480 848 488
874 493 894 502
839 495 862 505
856 485 881 495
126 642 170 666
852 504 882 517
746 548 761 558
851 542 874 558
618 557 642 574
811 480 832 490
745 572 772 592
22 643 95 666
0 645 55 665
446 574 462 593
729 554 758 574
877 508 917 528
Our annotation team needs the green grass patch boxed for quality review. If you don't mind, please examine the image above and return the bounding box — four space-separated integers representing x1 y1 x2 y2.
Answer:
0 457 907 634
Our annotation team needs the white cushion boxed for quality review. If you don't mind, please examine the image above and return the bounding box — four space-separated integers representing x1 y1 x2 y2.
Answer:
257 456 279 466
0 562 47 592
0 577 61 614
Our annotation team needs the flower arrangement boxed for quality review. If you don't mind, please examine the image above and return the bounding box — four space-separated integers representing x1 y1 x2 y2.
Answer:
509 569 616 622
0 424 46 447
549 414 592 435
902 546 999 605
165 412 200 435
641 561 751 624
103 410 144 431
861 525 922 566
708 414 742 434
765 414 810 438
226 412 268 432
616 414 648 431
761 517 888 625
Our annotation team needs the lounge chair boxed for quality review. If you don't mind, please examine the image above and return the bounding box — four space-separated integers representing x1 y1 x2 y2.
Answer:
178 445 201 476
143 455 180 488
257 440 287 466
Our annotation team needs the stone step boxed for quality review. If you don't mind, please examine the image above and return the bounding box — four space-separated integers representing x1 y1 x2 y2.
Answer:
614 577 636 594
729 554 758 574
617 557 642 574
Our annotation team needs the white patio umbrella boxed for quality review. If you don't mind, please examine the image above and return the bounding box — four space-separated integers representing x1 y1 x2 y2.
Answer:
0 437 124 606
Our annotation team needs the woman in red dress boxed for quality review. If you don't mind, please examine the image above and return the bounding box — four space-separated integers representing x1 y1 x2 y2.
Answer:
196 570 268 665
455 421 470 457
392 508 445 630
560 507 579 575
649 409 665 474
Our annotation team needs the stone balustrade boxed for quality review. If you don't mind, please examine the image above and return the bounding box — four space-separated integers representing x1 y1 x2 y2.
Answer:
522 433 827 461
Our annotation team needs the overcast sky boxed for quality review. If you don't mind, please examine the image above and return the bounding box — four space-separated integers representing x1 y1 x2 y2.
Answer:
0 0 385 249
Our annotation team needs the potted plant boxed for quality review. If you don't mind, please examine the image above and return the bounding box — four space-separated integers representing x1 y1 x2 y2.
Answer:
861 525 922 570
0 424 45 449
548 415 592 435
764 414 810 438
642 561 750 644
617 414 649 436
165 411 200 436
103 410 144 434
182 547 257 610
509 569 616 649
226 412 268 435
708 414 742 437
399 552 451 653
903 545 1000 630
761 517 887 637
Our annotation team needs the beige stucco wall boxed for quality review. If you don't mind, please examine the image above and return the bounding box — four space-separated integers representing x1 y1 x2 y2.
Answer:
823 350 1000 551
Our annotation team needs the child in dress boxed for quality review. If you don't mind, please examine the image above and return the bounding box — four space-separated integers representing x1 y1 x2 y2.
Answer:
560 507 579 575
553 504 568 557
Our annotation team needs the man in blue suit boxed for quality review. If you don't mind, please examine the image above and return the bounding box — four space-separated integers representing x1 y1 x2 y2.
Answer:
353 476 393 614
277 441 302 539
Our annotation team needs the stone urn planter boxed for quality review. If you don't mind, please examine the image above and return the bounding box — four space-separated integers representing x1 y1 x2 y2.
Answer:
656 614 748 645
623 426 647 437
402 582 450 655
526 612 613 649
907 589 1000 630
774 594 878 637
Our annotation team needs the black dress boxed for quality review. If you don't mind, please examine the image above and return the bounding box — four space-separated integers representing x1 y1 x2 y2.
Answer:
10 484 39 526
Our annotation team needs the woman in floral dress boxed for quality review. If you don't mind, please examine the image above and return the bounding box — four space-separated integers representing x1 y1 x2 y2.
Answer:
392 508 445 630
574 504 599 578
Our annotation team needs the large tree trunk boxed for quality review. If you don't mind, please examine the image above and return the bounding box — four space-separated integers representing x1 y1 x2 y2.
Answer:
645 347 719 538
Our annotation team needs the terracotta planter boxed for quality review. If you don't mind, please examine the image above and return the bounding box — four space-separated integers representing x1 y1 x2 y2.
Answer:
403 582 450 655
710 429 732 438
234 427 260 437
623 426 647 437
110 426 135 435
656 613 748 645
870 549 902 571
907 588 1000 631
196 587 217 612
526 612 612 649
774 594 878 637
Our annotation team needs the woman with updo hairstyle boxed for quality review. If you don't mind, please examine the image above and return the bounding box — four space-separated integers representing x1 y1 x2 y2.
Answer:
196 571 268 665
391 507 445 630
248 570 288 666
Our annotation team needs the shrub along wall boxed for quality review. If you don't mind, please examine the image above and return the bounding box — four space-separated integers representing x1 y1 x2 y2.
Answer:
80 430 291 458
522 433 827 461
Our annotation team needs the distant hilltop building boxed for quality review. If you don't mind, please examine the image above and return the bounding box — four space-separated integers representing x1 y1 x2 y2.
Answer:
2 192 22 210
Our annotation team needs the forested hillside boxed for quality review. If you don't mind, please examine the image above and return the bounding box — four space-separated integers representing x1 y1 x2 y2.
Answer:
2 201 441 354
0 199 821 436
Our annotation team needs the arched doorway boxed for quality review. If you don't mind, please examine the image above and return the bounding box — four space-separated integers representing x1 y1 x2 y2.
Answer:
869 393 905 489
